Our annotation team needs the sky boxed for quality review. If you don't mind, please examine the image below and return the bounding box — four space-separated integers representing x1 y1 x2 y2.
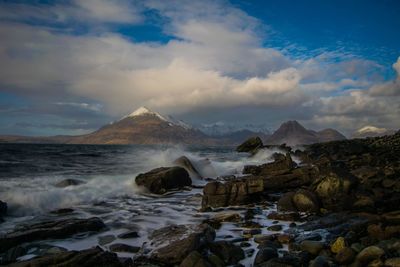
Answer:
0 0 399 136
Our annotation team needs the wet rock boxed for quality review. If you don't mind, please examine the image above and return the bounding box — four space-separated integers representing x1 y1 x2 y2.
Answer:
355 246 385 265
243 228 262 236
55 178 85 188
109 243 140 253
263 165 316 190
1 246 27 264
382 211 400 224
335 247 355 265
180 251 212 267
117 231 139 239
135 166 191 194
277 192 296 212
6 246 122 267
98 235 116 246
292 189 319 213
209 241 245 265
207 253 225 267
254 234 276 244
174 156 203 179
267 211 300 221
385 258 400 267
205 212 241 228
267 225 282 231
236 136 263 153
277 234 293 244
148 224 215 265
201 177 264 210
299 241 324 255
309 256 329 267
312 171 357 211
254 247 278 265
330 237 346 253
0 217 106 253
0 200 6 223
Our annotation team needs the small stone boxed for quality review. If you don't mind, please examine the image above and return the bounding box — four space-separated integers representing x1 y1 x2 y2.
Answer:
277 234 292 244
117 231 139 239
300 241 324 255
267 225 283 231
309 256 329 267
335 247 355 265
356 246 385 265
243 228 261 235
385 258 400 267
331 237 346 253
98 235 116 246
254 247 278 265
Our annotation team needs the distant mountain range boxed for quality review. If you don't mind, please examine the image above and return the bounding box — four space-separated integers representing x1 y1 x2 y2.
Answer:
264 120 346 146
0 107 351 145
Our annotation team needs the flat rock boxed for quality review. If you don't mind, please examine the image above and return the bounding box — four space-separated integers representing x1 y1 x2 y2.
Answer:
55 178 85 188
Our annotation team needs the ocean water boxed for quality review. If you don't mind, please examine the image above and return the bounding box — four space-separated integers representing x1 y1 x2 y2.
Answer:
0 143 290 265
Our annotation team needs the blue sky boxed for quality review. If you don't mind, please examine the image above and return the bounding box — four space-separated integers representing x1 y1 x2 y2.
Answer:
0 0 399 136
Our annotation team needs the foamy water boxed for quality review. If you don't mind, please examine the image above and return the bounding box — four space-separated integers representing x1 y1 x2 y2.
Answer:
0 144 293 265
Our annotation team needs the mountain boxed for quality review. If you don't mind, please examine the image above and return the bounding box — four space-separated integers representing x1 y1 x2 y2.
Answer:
198 122 270 136
352 125 396 138
69 107 215 145
265 120 346 146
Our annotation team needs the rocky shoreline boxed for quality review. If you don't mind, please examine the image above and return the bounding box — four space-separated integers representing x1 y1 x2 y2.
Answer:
1 131 400 266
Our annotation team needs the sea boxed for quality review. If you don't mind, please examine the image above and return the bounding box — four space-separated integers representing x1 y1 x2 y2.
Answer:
0 143 295 265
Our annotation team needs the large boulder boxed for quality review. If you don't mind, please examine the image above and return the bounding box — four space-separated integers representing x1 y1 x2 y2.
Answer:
0 217 106 253
236 136 263 153
135 166 192 194
244 153 296 176
174 156 203 179
312 172 356 210
201 176 264 210
209 241 245 265
148 224 215 265
292 189 320 213
6 247 122 267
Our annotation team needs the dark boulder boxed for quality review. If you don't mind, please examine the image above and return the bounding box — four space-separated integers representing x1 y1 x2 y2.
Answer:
148 224 215 265
109 243 140 253
244 153 296 176
209 240 245 265
135 166 192 194
254 247 278 265
0 200 7 223
236 136 263 153
277 192 296 212
201 176 264 210
292 189 320 213
55 178 85 188
6 247 122 267
180 251 212 267
0 217 106 253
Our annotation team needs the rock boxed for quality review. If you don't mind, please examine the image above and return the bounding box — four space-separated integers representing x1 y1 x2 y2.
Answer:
0 200 7 216
267 225 282 231
299 241 324 255
117 231 139 239
382 211 400 224
174 156 203 179
253 247 278 265
135 166 191 194
267 211 300 221
209 241 245 265
109 243 140 253
0 217 106 253
355 246 385 265
385 258 400 267
245 153 297 177
312 171 356 211
263 166 316 191
55 178 85 188
309 256 329 267
1 246 27 264
98 235 116 246
236 136 263 153
148 224 215 264
205 212 241 228
6 246 122 267
180 251 212 267
292 189 319 213
277 234 293 244
50 208 74 214
331 237 346 253
201 176 264 210
277 192 296 212
335 247 355 265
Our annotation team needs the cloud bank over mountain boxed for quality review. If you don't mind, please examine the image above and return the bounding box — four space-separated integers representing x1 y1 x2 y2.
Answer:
0 0 399 135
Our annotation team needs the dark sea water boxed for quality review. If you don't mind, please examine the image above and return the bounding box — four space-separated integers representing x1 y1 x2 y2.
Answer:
0 143 288 265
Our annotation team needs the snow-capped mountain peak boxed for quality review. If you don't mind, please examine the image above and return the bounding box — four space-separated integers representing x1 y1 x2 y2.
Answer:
356 125 387 134
126 106 167 121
